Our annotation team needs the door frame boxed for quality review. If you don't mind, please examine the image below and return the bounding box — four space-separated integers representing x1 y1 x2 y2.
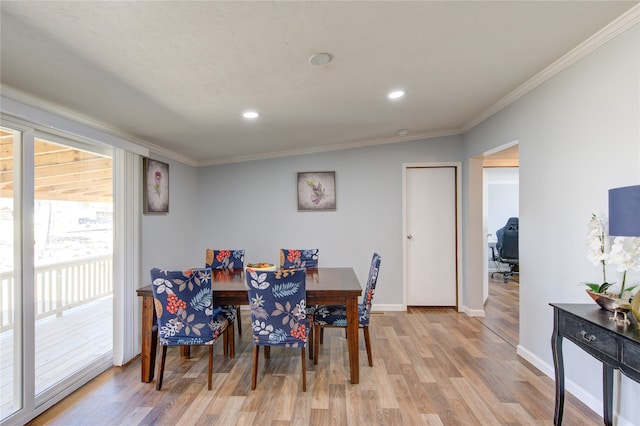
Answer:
402 162 462 311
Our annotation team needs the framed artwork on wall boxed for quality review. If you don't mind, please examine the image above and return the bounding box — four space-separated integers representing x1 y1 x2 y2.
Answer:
143 158 169 214
297 171 336 211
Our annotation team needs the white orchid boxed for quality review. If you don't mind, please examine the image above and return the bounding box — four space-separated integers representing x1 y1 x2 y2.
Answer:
609 237 640 272
608 236 640 298
586 213 640 298
586 214 610 265
586 214 611 291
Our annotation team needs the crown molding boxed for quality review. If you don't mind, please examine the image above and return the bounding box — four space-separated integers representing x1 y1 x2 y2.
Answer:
1 85 198 166
462 4 640 133
196 127 462 166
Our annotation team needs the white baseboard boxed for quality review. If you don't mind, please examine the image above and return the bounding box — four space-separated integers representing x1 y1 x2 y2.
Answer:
371 304 405 312
461 304 485 317
516 345 604 419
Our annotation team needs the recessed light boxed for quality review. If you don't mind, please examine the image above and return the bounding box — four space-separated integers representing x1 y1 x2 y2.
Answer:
243 111 259 119
309 52 333 66
388 90 405 99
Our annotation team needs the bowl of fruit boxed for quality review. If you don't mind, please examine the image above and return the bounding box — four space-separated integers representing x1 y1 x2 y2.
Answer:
245 262 276 271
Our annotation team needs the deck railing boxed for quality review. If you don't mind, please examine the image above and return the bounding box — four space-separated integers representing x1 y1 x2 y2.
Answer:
0 255 113 332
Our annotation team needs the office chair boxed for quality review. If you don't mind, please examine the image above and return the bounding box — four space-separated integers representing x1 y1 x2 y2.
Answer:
491 217 519 283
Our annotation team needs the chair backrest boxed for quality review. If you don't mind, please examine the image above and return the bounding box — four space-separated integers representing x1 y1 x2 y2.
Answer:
280 249 319 269
206 249 245 269
359 253 382 326
150 268 220 345
496 218 518 261
245 268 308 347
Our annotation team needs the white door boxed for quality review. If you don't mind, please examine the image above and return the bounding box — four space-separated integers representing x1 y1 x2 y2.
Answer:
406 166 457 306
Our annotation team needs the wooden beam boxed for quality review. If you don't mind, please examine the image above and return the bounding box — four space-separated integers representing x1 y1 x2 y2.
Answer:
0 133 114 203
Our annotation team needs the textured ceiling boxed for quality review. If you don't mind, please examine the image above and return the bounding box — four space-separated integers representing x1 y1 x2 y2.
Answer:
1 1 637 165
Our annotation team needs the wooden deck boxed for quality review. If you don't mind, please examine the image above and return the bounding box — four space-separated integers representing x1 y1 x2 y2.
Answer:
1 296 112 415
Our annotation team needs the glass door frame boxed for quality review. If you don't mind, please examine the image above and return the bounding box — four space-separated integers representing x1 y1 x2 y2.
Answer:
0 116 128 425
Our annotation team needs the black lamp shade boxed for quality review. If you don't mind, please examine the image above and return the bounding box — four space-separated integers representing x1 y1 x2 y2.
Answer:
608 185 640 236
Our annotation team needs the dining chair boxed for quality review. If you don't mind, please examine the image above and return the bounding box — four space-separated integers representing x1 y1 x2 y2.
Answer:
245 267 309 391
312 253 381 366
279 248 319 269
279 248 319 359
206 248 245 335
149 267 234 390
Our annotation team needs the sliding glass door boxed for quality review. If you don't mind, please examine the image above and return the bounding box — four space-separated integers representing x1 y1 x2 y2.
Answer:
0 126 23 420
0 124 114 421
33 136 113 395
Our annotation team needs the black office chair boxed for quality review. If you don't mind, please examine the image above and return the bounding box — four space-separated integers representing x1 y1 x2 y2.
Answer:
491 217 519 282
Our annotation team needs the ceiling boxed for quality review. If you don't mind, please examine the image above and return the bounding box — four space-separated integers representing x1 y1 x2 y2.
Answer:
1 1 637 166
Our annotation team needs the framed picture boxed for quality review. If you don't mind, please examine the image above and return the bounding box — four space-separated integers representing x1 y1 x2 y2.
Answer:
143 158 169 214
297 171 336 211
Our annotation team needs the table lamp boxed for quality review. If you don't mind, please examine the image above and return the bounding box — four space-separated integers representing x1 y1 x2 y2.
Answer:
608 185 640 237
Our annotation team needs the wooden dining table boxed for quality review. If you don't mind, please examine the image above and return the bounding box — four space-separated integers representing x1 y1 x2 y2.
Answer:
136 267 363 384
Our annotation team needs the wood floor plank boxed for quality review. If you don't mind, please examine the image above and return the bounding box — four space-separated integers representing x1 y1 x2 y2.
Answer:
450 377 502 424
26 278 604 425
388 373 427 425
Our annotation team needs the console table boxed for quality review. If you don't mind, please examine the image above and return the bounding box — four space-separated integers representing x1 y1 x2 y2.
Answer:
550 303 640 425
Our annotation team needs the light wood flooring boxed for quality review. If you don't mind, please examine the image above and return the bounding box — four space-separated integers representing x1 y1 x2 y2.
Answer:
27 275 602 425
475 273 520 348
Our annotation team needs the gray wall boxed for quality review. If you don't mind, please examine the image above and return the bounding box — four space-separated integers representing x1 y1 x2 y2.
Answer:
141 154 200 274
486 167 519 241
462 23 639 422
192 136 463 306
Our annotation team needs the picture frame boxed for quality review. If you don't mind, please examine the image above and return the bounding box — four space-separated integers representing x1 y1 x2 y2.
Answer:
143 158 169 214
297 171 336 211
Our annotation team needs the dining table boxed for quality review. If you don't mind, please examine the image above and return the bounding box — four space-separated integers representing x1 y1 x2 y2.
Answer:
136 267 364 384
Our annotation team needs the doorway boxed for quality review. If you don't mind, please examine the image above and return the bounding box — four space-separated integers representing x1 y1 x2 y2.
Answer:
478 144 519 346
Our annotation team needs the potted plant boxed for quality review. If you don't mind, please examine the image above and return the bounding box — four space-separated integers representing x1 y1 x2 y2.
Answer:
583 214 638 312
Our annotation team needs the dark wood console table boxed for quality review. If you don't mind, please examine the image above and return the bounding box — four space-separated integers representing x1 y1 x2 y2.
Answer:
550 303 640 425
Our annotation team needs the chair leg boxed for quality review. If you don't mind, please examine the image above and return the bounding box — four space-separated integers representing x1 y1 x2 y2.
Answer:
264 346 270 358
301 347 307 392
320 327 324 344
236 306 242 335
363 326 373 367
308 324 314 360
181 345 190 358
313 324 321 365
223 327 229 357
156 346 167 390
228 324 235 359
251 345 259 390
208 345 213 390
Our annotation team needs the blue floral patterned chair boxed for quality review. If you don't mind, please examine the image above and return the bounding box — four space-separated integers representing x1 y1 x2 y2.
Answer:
313 253 381 366
206 249 245 335
279 248 319 269
279 248 319 359
150 267 234 390
245 268 309 391
206 249 245 269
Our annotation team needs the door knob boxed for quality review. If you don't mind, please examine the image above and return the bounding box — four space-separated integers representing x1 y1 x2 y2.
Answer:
407 234 413 240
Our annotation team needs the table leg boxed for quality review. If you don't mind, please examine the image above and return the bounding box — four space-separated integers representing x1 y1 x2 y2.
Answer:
551 310 564 425
346 295 359 384
141 295 157 383
603 365 614 426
